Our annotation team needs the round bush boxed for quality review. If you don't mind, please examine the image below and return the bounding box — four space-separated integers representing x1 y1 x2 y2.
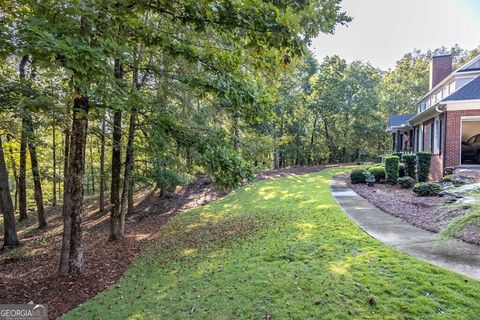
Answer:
397 176 416 189
385 156 399 184
412 182 442 196
350 169 366 184
368 166 385 182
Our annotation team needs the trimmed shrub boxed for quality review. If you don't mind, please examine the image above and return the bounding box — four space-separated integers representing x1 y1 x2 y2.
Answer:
402 154 417 179
398 163 406 177
412 182 442 196
385 156 399 184
350 169 366 184
363 170 375 181
392 152 403 158
397 176 416 189
417 152 431 182
368 166 385 182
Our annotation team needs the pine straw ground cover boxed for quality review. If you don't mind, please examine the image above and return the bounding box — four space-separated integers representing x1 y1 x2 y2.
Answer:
0 167 323 319
63 168 480 320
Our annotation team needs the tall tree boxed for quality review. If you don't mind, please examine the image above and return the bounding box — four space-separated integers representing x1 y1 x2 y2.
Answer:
25 113 47 228
0 135 20 249
59 92 89 275
17 55 29 222
109 60 124 241
99 113 106 214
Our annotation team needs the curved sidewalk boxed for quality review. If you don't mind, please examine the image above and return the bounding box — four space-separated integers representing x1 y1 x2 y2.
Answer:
330 176 480 280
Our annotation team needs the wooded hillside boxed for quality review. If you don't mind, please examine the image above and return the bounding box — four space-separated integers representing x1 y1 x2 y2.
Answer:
1 0 479 279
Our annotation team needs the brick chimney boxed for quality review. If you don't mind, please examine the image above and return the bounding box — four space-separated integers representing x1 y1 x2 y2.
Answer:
429 54 452 89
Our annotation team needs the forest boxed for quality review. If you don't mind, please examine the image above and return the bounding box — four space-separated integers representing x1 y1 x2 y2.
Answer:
1 0 479 280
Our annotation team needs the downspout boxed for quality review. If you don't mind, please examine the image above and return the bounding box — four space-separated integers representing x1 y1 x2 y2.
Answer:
437 103 447 174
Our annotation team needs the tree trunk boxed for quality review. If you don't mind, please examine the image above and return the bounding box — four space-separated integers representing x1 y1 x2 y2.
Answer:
89 138 95 194
52 124 57 206
121 109 137 222
109 59 123 241
18 55 29 222
25 114 46 229
59 92 89 276
273 124 280 170
63 128 70 200
6 134 19 212
127 181 134 215
309 115 318 165
99 112 106 214
59 127 70 275
0 135 20 249
279 117 285 168
322 118 335 164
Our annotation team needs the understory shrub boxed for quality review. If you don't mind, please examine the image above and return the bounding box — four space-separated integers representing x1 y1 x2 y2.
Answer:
203 145 254 189
398 163 406 177
412 182 442 196
397 176 416 189
402 154 417 179
385 156 399 184
417 152 432 182
368 166 385 182
350 169 366 184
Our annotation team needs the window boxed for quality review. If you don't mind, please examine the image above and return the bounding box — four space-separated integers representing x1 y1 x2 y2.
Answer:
433 118 440 154
418 124 423 152
449 82 455 94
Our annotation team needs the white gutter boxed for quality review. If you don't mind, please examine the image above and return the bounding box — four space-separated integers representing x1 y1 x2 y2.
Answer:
408 104 444 125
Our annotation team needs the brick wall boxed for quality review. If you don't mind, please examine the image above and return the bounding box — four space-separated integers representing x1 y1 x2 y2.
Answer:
430 155 443 181
430 55 452 89
445 110 480 168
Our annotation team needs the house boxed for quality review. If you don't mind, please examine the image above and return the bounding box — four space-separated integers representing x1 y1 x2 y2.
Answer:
387 53 480 180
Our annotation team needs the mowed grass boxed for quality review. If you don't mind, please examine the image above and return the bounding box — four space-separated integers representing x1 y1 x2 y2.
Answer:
63 168 480 319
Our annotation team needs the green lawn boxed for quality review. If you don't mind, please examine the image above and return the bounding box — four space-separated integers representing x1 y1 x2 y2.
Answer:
63 168 480 319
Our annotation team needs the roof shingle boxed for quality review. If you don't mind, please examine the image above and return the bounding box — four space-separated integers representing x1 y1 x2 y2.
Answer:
442 76 480 102
387 114 415 128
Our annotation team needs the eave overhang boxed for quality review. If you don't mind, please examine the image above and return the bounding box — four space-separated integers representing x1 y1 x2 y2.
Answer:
408 104 445 126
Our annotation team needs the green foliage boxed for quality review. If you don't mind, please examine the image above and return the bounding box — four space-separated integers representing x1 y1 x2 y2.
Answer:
368 166 385 182
63 168 480 320
309 56 385 164
398 162 406 177
441 175 454 183
402 154 417 179
363 170 375 181
412 182 442 196
397 176 416 189
385 156 399 184
202 145 254 190
150 158 189 195
350 168 366 184
417 152 432 182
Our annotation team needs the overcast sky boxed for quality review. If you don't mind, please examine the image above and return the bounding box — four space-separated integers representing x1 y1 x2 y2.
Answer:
310 0 480 70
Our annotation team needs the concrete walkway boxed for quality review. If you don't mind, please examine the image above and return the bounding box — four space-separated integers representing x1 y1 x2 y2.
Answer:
330 176 480 280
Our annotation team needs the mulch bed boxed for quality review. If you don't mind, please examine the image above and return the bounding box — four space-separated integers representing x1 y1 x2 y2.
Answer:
0 166 324 319
345 176 480 245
